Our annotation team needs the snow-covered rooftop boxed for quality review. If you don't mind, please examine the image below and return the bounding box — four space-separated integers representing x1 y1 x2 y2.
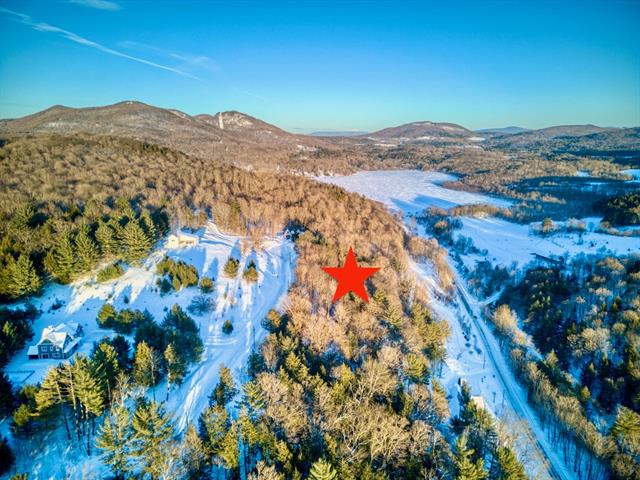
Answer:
38 322 80 349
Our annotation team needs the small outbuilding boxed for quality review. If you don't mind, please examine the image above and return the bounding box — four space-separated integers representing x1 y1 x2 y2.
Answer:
167 230 200 248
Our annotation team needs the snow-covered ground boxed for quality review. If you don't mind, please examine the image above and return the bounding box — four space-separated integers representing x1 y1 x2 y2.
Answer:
317 170 599 479
3 223 295 479
317 170 639 270
317 170 511 212
456 216 639 268
621 168 640 180
3 222 296 480
7 223 295 404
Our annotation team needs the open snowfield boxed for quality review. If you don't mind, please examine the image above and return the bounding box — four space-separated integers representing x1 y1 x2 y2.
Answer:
621 168 640 180
3 222 296 479
456 216 639 268
317 170 511 212
318 170 639 270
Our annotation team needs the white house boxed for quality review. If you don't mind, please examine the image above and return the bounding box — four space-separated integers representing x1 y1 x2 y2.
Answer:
28 322 83 360
167 230 200 248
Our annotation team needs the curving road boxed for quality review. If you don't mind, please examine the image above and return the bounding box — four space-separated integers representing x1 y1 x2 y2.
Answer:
450 265 573 480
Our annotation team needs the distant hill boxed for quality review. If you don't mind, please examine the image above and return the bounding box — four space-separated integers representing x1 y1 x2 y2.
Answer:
487 124 640 155
367 120 473 142
2 102 638 170
310 130 368 137
488 124 617 147
0 101 334 168
476 126 530 136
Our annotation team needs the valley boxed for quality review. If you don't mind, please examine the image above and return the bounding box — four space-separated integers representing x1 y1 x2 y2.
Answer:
318 169 640 480
2 2 639 478
0 104 638 480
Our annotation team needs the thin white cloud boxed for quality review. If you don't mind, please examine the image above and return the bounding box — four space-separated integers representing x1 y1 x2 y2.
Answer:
119 40 221 74
67 0 121 11
0 7 199 80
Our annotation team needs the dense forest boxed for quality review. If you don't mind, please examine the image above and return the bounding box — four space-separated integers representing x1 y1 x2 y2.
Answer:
0 134 525 479
487 255 640 479
598 192 640 226
414 201 640 479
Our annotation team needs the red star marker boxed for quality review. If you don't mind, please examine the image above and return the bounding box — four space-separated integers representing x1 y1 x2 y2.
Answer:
322 247 380 302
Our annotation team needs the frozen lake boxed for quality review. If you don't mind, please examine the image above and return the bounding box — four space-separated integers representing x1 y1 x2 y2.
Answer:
316 170 511 213
317 170 639 268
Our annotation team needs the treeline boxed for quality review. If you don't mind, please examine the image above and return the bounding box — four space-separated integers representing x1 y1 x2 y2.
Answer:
597 192 640 226
0 197 168 301
0 134 522 478
488 254 640 479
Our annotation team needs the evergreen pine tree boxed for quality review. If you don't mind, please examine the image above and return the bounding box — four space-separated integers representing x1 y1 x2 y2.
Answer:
133 341 160 393
180 423 208 480
218 422 240 472
209 364 238 407
45 231 76 283
284 351 308 383
73 355 105 454
35 366 71 440
11 203 35 230
114 197 136 223
611 406 640 455
140 211 158 242
96 404 132 480
243 380 266 413
97 303 117 328
121 219 152 263
96 220 119 257
91 341 121 404
131 399 174 480
75 226 100 272
6 254 41 298
404 352 429 383
453 434 486 480
494 446 526 480
164 343 187 400
309 458 338 480
199 404 230 456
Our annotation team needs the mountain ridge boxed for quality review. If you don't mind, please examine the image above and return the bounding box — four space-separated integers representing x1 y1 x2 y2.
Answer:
1 101 638 165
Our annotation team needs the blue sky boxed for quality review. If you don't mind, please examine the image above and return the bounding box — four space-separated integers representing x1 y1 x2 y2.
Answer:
1 0 639 132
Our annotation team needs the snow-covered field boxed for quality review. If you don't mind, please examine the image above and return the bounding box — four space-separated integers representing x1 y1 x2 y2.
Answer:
317 170 639 270
6 222 296 424
456 216 639 268
317 170 511 212
621 168 640 180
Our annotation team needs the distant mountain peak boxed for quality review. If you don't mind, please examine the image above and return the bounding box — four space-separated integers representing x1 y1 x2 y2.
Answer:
368 120 472 142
